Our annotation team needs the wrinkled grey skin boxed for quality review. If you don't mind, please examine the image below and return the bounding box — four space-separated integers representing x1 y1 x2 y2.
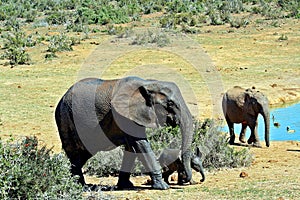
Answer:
222 86 270 148
55 76 194 190
158 148 205 185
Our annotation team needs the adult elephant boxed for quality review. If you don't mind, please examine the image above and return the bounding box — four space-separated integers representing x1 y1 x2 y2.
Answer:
222 86 270 148
55 76 194 190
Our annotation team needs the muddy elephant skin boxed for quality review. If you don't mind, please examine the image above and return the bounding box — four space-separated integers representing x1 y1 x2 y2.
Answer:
222 86 270 148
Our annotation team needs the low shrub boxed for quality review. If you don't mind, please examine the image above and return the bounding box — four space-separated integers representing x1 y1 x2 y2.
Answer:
107 25 134 38
131 29 170 47
84 147 124 177
45 10 74 25
46 33 74 55
229 17 250 28
86 119 253 177
0 29 31 65
0 136 83 199
193 119 253 169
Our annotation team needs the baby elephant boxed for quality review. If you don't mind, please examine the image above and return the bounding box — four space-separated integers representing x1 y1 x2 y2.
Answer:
158 148 205 185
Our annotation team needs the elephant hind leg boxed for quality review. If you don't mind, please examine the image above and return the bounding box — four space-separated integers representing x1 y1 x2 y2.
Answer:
69 150 92 185
117 150 136 190
59 128 92 185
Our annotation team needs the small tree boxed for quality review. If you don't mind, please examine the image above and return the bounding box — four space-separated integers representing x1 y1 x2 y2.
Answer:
1 28 31 66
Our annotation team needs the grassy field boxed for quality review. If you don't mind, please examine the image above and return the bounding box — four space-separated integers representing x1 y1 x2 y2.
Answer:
1 2 300 199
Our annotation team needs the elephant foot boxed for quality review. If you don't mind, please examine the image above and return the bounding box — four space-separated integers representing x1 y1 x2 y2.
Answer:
152 179 169 190
229 138 235 145
117 172 135 190
247 137 255 145
116 179 134 190
151 171 170 190
251 142 262 148
229 134 236 145
239 136 246 143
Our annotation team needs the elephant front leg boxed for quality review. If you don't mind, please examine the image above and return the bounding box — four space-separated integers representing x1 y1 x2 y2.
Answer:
133 139 169 190
162 169 174 184
248 120 262 148
239 123 247 143
117 150 137 190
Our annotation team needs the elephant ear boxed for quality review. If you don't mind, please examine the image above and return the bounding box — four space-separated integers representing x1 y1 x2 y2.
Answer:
236 93 245 108
111 77 159 128
244 89 256 116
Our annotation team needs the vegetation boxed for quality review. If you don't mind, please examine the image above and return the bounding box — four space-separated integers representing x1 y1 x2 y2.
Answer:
0 136 114 199
46 33 77 58
0 28 32 66
0 136 83 199
85 119 253 177
193 119 253 169
0 0 299 65
131 29 170 47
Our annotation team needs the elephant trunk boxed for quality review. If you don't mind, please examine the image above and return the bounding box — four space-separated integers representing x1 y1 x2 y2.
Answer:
261 105 270 147
199 168 205 182
178 108 194 183
192 162 205 182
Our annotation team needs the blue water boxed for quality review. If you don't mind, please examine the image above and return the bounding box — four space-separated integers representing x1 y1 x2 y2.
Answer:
222 103 300 142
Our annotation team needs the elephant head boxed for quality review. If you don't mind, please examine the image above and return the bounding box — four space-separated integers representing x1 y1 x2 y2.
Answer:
111 77 194 182
244 88 270 147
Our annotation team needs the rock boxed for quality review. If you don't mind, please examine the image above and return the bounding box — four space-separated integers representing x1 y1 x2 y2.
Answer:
239 171 248 178
270 83 278 88
268 160 278 163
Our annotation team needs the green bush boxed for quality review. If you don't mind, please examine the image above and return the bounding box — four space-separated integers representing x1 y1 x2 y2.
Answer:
230 17 250 28
0 29 31 65
46 33 74 54
107 25 134 38
0 136 83 199
85 147 124 177
131 29 170 47
75 2 130 25
193 119 253 169
46 10 73 25
0 0 299 32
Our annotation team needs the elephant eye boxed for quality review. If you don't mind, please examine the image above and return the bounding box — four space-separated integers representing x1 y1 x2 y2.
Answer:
167 101 174 107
